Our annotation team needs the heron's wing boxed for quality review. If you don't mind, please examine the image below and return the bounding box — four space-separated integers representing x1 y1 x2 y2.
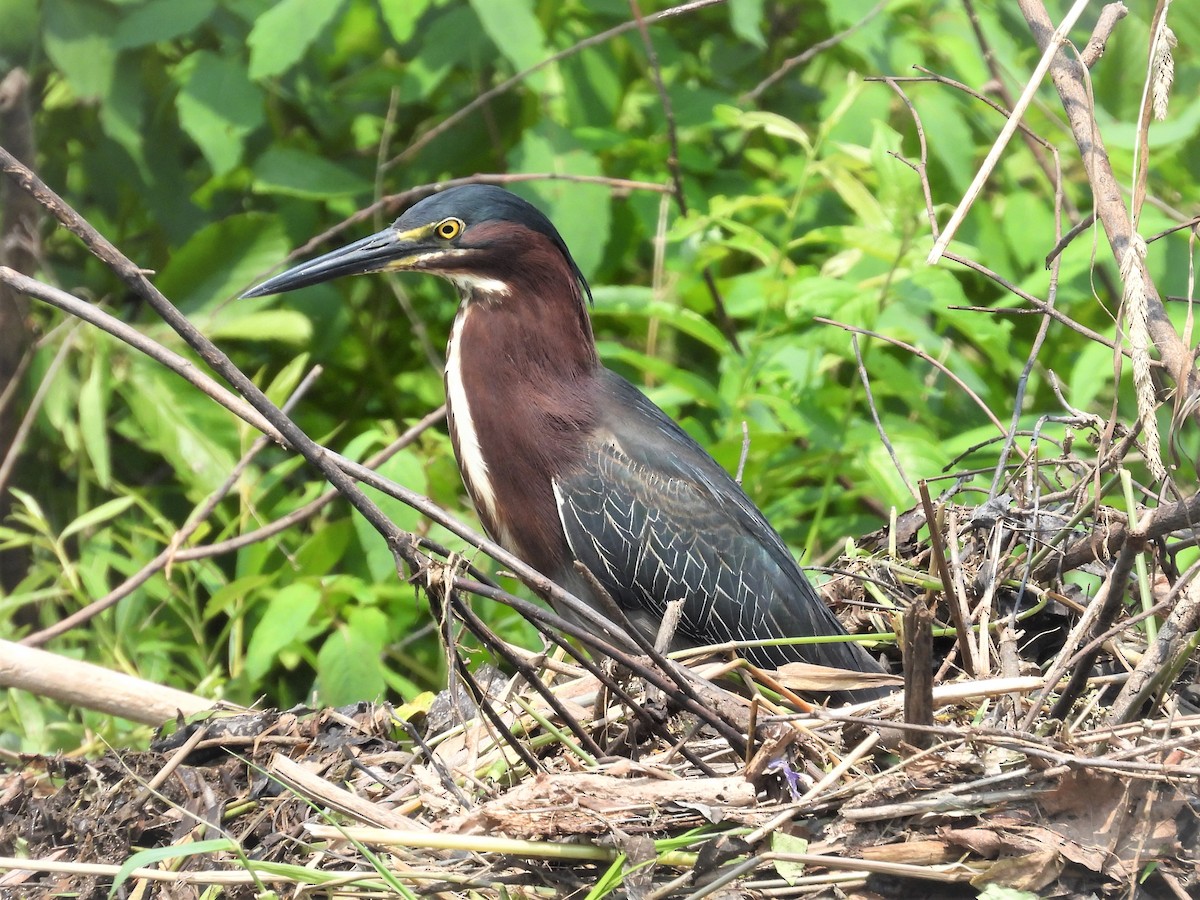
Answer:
553 371 884 684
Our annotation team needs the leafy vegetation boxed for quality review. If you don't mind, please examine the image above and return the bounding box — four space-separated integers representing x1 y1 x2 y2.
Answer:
1 0 1197 754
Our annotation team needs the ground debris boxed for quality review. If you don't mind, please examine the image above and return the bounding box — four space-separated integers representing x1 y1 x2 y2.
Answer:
4 484 1200 898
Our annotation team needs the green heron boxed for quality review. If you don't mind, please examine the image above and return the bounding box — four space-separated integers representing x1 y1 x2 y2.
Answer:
244 185 887 700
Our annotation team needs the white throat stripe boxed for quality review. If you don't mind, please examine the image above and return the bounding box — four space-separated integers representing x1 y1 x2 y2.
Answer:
445 308 500 523
449 272 511 296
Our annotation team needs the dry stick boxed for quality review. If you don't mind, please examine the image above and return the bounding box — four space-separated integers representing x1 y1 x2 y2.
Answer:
570 560 755 752
1130 1 1174 231
425 580 543 775
1018 0 1195 393
945 507 984 673
1022 539 1142 729
877 69 1057 153
20 364 322 645
920 482 978 677
1079 3 1130 68
944 253 1130 356
0 285 630 652
269 753 418 830
880 61 1116 302
1045 212 1098 267
452 575 745 767
627 0 739 352
962 0 1125 288
115 723 210 818
1033 490 1200 582
172 406 446 562
0 638 213 724
927 0 1093 265
900 597 934 750
446 590 606 760
818 708 1200 781
168 364 325 563
11 267 446 573
1049 599 1170 725
1109 560 1200 723
0 269 281 438
879 80 938 235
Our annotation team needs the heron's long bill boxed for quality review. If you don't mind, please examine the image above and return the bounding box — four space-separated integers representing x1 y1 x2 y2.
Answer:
241 228 410 298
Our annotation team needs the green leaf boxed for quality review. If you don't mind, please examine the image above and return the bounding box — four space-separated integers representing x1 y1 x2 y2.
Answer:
598 343 723 410
175 51 265 175
316 608 388 705
43 0 119 101
293 520 354 577
729 0 766 48
378 0 432 43
251 146 372 200
248 0 347 80
468 0 548 73
771 832 808 885
59 497 136 543
110 839 237 897
593 286 734 355
99 57 148 172
0 0 37 60
114 0 216 49
156 213 288 312
205 575 275 621
245 583 323 681
120 357 239 499
7 488 48 532
730 109 812 151
824 165 889 232
207 309 314 345
79 353 112 489
353 450 428 583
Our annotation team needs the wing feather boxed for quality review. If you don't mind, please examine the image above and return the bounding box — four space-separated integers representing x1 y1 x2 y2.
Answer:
553 371 885 692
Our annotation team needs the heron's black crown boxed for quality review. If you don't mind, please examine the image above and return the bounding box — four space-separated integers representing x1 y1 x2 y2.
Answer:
397 185 592 300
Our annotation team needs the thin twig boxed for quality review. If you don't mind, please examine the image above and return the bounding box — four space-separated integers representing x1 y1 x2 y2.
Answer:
743 0 889 102
628 0 740 351
380 0 726 173
852 334 914 500
815 317 1008 437
0 324 76 495
928 0 1094 264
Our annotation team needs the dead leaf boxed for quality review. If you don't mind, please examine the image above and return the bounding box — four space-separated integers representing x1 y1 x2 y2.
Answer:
860 839 957 865
970 848 1064 892
775 661 902 692
453 773 756 838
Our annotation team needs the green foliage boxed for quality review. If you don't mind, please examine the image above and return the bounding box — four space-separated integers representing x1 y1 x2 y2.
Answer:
1 0 1196 752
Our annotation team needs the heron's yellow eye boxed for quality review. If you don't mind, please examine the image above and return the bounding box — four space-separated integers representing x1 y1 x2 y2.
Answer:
435 218 463 240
